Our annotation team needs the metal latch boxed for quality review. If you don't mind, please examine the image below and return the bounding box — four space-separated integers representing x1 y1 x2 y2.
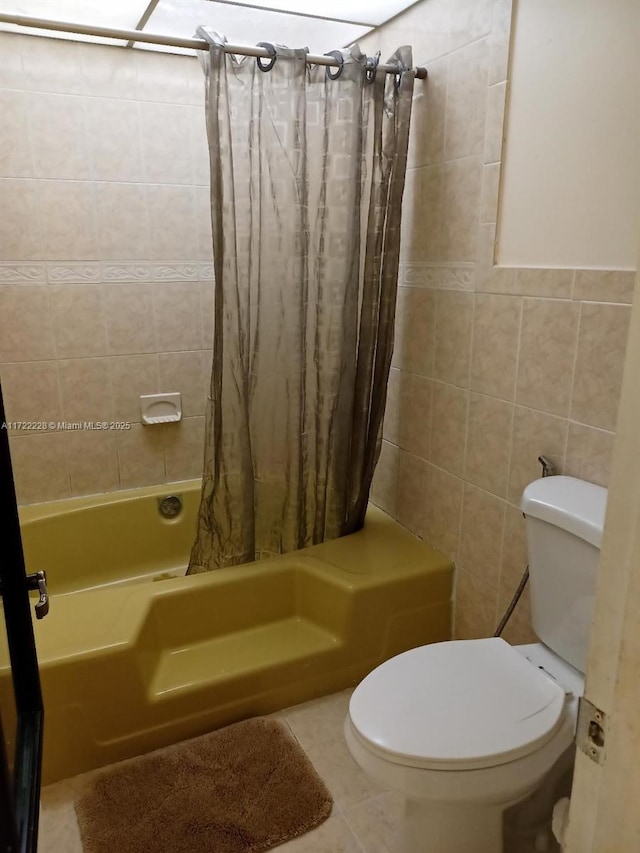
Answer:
26 570 49 620
577 696 606 764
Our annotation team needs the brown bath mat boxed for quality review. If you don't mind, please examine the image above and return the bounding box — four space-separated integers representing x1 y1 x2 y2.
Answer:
75 718 333 853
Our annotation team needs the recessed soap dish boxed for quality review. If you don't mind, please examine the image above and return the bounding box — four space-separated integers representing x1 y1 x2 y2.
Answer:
140 392 182 425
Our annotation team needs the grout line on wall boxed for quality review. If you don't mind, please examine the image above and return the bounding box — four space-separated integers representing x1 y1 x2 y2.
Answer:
566 419 614 437
456 337 473 562
0 176 209 189
419 31 492 67
0 83 203 110
493 501 508 619
562 302 583 472
511 296 524 406
501 296 524 513
494 392 515 604
440 151 490 169
569 268 578 301
439 53 451 168
0 348 212 366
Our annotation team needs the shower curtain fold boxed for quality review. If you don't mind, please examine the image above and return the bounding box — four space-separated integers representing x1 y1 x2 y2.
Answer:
188 32 414 573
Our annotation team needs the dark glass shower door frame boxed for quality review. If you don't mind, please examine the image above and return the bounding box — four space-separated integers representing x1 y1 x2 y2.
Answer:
0 382 44 853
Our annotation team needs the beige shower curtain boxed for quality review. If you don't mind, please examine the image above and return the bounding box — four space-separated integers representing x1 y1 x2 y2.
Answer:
188 30 414 573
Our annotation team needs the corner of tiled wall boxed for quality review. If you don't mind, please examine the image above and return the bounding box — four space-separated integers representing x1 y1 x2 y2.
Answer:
366 0 636 643
0 32 212 503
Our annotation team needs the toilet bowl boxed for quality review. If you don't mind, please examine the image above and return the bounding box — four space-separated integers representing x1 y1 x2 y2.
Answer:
344 476 606 853
345 638 583 853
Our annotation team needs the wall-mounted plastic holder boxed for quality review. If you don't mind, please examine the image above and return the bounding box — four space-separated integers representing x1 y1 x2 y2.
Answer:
140 392 182 425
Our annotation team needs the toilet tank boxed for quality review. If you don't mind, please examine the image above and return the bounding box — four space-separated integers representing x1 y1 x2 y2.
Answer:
521 476 607 674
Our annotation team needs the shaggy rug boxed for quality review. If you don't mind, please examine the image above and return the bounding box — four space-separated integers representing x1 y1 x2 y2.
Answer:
75 718 333 853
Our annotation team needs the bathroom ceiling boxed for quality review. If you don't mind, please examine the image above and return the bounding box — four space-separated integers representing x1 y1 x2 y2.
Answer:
0 0 420 54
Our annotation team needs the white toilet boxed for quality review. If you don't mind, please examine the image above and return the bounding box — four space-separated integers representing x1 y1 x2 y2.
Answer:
345 475 607 853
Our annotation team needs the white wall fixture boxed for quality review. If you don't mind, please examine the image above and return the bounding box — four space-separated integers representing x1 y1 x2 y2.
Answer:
140 392 182 425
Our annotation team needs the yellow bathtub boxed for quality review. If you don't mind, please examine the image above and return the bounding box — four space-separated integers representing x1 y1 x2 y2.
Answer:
2 481 453 784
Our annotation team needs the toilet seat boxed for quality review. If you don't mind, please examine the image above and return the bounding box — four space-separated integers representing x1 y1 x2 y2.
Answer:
349 638 567 772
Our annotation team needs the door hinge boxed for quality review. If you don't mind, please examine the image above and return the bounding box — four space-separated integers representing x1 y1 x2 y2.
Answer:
577 696 607 765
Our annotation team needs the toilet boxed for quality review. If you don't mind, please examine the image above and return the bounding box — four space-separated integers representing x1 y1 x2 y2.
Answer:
345 475 607 853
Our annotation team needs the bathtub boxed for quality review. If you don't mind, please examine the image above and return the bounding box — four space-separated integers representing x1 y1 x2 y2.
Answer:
2 481 453 784
19 480 205 595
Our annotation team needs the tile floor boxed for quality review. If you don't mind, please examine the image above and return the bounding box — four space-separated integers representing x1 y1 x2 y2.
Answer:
38 689 404 853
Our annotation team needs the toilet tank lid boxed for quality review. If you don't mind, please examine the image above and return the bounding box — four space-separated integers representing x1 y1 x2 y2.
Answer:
521 476 607 548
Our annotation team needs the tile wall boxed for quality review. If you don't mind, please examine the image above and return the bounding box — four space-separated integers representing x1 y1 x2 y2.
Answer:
361 0 636 641
0 33 213 504
0 12 635 645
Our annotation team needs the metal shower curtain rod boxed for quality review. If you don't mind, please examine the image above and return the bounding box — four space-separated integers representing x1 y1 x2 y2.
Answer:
0 13 428 79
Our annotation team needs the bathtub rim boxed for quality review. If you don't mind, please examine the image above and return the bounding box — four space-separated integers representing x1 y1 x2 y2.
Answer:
18 478 202 522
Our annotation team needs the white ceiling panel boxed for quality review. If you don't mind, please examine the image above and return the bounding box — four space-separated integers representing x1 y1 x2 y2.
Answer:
182 0 418 27
0 0 148 43
0 0 148 29
0 0 418 53
144 0 370 55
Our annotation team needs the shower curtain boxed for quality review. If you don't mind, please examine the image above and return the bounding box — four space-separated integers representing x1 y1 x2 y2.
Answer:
188 30 414 573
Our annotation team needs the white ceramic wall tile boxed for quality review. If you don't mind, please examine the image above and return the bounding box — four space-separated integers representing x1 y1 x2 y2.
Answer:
0 179 44 261
50 284 108 359
27 93 90 180
189 105 210 187
0 33 25 90
38 182 99 261
102 283 156 355
194 185 214 261
78 42 138 99
483 81 507 164
200 281 215 350
139 102 193 185
85 99 144 183
153 281 203 351
185 57 206 107
146 185 199 261
0 90 33 178
444 38 490 160
21 36 84 95
94 183 151 260
135 50 193 105
0 285 56 362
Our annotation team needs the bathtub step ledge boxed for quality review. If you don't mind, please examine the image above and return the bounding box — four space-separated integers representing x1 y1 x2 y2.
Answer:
150 616 341 699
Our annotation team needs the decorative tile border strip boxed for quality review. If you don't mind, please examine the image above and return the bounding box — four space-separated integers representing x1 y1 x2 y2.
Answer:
102 264 152 282
199 263 214 281
0 263 47 284
47 262 101 283
401 262 476 291
0 261 215 284
152 263 199 281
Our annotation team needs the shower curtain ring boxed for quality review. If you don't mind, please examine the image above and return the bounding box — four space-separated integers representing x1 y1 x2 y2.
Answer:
256 42 277 72
393 64 403 89
324 50 344 80
365 52 381 83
